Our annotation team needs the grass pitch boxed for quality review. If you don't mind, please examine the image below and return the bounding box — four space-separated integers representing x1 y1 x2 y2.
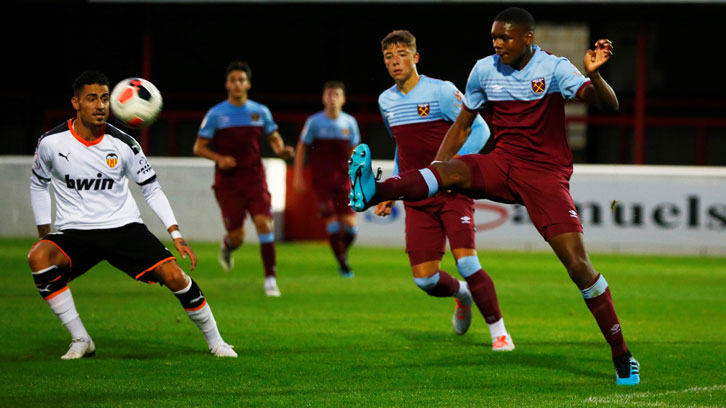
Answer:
1 237 725 407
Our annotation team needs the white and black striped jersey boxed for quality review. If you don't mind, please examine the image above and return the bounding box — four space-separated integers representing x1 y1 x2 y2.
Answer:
31 119 159 230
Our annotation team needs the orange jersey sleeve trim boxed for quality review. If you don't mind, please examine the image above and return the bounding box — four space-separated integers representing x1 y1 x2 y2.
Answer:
184 299 208 312
33 239 73 267
68 119 105 147
44 285 69 301
135 256 176 280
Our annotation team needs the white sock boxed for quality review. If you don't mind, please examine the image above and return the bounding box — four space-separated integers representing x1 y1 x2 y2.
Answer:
488 317 507 339
47 288 90 341
265 276 277 287
186 303 223 349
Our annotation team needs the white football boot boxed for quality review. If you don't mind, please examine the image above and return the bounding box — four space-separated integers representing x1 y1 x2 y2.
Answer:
210 341 238 358
61 337 95 360
264 277 281 297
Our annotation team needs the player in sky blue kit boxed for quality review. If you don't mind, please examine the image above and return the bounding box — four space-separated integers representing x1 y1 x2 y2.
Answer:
28 70 236 359
350 9 639 385
193 61 295 297
373 30 513 350
293 81 360 278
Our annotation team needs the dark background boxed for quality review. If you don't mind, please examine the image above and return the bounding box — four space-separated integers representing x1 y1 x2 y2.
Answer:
2 1 725 164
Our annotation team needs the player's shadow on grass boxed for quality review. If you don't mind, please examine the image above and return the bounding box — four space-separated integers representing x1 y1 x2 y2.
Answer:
386 328 610 381
12 335 205 361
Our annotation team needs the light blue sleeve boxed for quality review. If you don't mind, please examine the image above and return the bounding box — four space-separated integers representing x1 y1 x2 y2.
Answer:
439 80 465 122
349 116 361 147
463 62 487 111
555 58 589 100
300 116 315 145
439 80 489 156
379 103 399 175
198 109 218 138
261 105 279 135
456 114 490 156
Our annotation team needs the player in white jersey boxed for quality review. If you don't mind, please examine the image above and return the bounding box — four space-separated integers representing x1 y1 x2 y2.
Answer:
28 71 237 359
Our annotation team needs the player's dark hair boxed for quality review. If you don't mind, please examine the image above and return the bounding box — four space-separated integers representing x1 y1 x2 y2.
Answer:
72 71 109 96
381 30 417 53
495 7 535 32
323 80 345 94
226 61 252 80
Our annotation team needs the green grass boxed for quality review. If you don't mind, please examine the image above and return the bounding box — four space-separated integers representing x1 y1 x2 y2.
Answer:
1 237 725 407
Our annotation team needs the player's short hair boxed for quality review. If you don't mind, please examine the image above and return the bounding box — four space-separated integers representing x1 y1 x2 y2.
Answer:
381 30 417 53
226 61 252 80
495 7 535 32
72 71 109 97
323 80 345 94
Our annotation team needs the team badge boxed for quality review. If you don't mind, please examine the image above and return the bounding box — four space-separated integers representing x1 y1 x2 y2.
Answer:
531 78 546 94
343 128 350 136
417 104 430 117
106 153 119 168
251 113 260 122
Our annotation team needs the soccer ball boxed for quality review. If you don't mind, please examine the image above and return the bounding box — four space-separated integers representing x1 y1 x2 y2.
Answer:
110 78 163 129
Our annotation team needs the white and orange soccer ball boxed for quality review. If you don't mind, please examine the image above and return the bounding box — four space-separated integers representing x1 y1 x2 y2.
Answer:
110 77 163 129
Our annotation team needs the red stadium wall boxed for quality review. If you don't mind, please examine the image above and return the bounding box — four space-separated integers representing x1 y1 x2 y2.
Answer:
284 166 328 241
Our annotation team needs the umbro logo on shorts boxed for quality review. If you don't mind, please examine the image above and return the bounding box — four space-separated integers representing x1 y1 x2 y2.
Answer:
569 210 579 219
460 216 472 224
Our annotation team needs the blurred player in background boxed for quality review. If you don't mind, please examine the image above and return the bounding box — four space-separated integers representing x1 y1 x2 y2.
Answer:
193 61 294 297
28 70 237 359
350 9 639 385
372 30 513 349
293 81 360 278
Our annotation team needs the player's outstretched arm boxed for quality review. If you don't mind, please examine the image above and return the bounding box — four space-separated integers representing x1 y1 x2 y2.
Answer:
168 226 197 271
434 108 478 162
268 131 295 160
580 39 619 113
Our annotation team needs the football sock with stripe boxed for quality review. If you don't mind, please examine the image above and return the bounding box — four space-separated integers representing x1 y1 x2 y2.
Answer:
414 270 460 297
258 233 277 278
343 224 357 250
33 266 91 341
580 274 628 358
173 278 222 349
326 222 350 272
457 256 506 336
378 166 441 202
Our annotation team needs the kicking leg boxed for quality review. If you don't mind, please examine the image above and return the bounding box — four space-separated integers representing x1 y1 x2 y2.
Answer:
348 144 472 211
28 241 94 360
153 260 237 357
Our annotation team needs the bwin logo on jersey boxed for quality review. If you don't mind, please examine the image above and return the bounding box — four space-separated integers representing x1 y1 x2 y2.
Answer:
65 173 114 191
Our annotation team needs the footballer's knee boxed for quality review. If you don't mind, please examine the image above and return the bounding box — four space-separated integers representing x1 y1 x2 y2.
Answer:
153 260 188 292
564 256 597 288
252 215 273 234
28 241 68 271
227 228 244 247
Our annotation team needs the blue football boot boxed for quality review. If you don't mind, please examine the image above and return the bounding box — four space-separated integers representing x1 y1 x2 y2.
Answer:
348 144 378 212
614 351 640 385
